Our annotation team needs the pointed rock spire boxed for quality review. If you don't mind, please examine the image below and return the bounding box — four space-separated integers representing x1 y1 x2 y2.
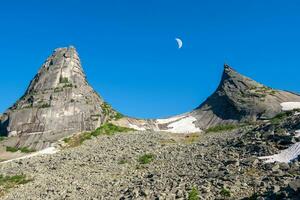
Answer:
0 46 114 150
26 46 86 94
191 64 300 128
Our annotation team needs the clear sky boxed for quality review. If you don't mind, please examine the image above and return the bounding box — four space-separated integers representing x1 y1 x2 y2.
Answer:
0 0 299 118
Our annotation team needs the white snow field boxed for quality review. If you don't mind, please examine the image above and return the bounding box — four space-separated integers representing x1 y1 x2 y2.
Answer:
162 116 201 134
156 115 186 124
259 142 300 163
280 102 300 111
1 147 58 164
128 124 146 131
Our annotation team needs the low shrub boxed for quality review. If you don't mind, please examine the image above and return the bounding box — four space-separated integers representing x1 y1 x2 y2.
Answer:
114 112 124 120
0 174 32 196
19 147 36 153
206 124 239 133
91 123 133 137
270 111 293 125
63 123 133 148
59 76 69 84
220 188 231 197
38 103 50 108
6 146 35 153
188 187 199 200
138 153 155 164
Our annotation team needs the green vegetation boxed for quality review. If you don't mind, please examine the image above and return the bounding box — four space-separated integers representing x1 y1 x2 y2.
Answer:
63 137 71 143
241 86 277 100
54 87 63 93
19 147 36 153
100 102 125 120
101 102 114 116
138 153 155 164
184 133 200 144
59 76 69 84
114 112 124 120
188 187 200 200
63 83 73 88
6 146 36 153
38 103 51 108
118 159 129 165
22 105 33 109
6 146 18 152
270 111 293 125
206 124 239 133
63 123 133 148
90 123 133 137
0 136 7 141
0 174 32 197
220 188 231 198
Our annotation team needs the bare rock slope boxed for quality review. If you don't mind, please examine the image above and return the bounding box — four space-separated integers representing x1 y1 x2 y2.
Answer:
190 65 300 128
0 47 114 150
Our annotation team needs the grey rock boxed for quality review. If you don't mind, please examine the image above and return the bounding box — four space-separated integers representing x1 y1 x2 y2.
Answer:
288 179 300 192
0 47 114 150
191 64 300 129
271 185 281 193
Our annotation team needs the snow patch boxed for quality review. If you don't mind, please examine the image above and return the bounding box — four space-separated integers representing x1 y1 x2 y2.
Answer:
128 124 146 131
1 147 58 164
280 102 300 111
162 116 201 134
156 115 186 124
259 142 300 163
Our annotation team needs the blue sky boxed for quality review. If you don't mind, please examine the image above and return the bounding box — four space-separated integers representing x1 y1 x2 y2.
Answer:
0 0 300 118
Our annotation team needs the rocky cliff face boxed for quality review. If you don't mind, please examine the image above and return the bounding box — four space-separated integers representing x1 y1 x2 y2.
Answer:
191 64 300 128
0 46 113 149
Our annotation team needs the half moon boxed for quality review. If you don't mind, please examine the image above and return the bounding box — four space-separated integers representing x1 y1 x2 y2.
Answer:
175 38 183 49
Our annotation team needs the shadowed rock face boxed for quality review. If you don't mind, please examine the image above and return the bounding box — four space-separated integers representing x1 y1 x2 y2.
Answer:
0 46 109 149
191 64 300 128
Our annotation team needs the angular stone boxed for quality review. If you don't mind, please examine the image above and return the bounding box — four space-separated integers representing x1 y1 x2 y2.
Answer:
288 179 300 192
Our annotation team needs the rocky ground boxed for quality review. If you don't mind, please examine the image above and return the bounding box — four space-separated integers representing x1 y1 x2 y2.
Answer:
0 111 300 200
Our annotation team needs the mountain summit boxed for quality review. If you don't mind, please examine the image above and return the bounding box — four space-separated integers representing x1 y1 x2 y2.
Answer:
190 64 300 128
0 46 114 149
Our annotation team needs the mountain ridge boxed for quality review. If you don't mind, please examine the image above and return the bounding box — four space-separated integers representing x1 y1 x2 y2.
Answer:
1 46 300 149
1 46 300 199
115 64 300 132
